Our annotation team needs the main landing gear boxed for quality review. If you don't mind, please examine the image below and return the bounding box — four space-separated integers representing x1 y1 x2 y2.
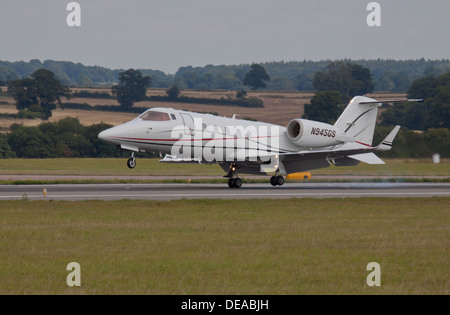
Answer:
225 164 286 188
228 178 243 189
227 163 242 189
127 152 136 169
270 175 285 187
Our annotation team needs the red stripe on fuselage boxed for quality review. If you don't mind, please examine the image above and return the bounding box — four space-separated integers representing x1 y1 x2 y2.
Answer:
112 136 276 142
355 141 373 148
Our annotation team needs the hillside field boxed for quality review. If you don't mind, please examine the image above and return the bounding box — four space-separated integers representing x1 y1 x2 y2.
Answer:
0 88 405 129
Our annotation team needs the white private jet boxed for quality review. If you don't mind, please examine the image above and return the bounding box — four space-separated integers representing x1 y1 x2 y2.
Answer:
98 96 421 188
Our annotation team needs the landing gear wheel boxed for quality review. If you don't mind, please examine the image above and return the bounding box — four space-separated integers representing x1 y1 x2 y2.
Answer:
127 158 136 169
228 178 243 189
270 176 285 186
270 176 278 186
276 176 285 186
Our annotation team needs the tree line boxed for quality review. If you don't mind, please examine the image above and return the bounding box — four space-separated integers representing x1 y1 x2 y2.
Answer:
0 118 127 159
2 58 450 92
381 72 450 130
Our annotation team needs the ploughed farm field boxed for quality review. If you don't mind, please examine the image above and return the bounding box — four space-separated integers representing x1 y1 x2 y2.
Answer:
0 88 406 128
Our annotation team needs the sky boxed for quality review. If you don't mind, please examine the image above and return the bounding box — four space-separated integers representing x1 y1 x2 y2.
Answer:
0 0 449 74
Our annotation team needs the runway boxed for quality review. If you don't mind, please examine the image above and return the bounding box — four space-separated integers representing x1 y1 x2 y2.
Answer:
0 183 449 201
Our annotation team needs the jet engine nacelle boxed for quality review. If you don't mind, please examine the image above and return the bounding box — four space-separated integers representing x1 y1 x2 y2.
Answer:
286 119 345 148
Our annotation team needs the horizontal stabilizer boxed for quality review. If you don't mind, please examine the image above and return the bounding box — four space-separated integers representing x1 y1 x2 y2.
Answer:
348 153 385 165
359 99 423 105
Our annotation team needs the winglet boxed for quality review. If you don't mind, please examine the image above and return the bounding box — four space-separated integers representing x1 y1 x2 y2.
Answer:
376 125 401 151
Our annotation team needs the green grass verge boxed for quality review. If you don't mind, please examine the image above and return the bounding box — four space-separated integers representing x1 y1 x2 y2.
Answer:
0 158 449 177
0 158 224 176
0 198 448 295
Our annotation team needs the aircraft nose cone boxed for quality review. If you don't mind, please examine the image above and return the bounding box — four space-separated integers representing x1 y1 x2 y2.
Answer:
98 130 108 141
98 124 130 145
98 122 136 144
98 128 114 142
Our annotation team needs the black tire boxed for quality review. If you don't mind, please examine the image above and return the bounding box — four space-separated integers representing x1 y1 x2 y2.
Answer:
228 178 235 188
127 158 136 169
276 176 285 186
270 176 278 186
234 178 243 189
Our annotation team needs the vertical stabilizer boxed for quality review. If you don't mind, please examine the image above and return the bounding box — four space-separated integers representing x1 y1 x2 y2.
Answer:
334 96 381 146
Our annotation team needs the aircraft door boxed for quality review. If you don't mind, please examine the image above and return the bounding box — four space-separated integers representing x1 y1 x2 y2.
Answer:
181 113 195 136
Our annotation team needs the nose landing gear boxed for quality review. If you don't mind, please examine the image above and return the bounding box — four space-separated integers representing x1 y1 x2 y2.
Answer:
127 152 136 169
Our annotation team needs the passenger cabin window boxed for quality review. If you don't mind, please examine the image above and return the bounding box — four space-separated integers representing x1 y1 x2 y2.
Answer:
140 111 171 121
170 114 177 120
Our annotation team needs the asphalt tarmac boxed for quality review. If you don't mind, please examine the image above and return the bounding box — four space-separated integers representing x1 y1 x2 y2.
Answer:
0 183 449 201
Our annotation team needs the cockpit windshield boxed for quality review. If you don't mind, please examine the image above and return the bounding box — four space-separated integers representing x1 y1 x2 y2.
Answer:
139 111 171 121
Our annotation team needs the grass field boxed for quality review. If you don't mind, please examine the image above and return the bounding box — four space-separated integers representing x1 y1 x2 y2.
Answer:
0 158 448 177
0 198 448 295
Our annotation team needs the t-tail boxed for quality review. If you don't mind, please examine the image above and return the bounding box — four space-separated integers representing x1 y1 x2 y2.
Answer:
334 96 422 147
